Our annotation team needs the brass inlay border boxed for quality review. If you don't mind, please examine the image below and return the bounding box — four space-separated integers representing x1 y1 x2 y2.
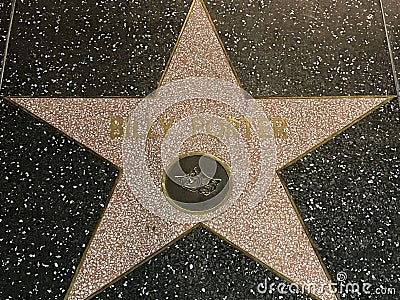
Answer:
6 95 396 300
278 95 396 171
277 173 340 300
253 94 397 100
277 95 398 300
199 0 243 88
4 0 397 296
64 172 122 300
8 94 396 100
161 151 232 215
157 0 195 88
4 96 122 172
0 96 123 300
157 0 243 88
86 222 322 300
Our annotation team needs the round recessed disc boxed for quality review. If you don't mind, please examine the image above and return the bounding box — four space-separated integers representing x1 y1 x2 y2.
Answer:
162 153 231 214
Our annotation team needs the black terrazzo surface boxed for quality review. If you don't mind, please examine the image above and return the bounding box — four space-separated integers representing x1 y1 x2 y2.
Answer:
92 225 314 300
383 0 400 86
0 0 397 97
206 0 395 96
1 0 191 96
0 97 119 299
279 98 400 300
0 0 11 66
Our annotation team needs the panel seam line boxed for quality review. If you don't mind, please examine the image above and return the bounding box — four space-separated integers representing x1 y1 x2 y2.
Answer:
0 0 17 93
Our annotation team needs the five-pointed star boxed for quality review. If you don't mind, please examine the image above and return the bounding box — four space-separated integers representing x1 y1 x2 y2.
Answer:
10 0 390 299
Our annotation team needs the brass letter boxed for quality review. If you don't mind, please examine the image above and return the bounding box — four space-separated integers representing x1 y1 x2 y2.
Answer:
147 118 160 139
240 117 252 139
110 116 124 139
226 117 240 138
206 116 225 138
192 117 205 135
159 118 174 136
272 117 288 138
257 117 273 138
132 118 147 138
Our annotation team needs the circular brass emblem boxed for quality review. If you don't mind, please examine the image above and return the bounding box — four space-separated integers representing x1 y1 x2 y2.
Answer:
162 153 231 214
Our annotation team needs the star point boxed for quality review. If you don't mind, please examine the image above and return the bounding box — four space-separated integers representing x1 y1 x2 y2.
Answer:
8 1 391 299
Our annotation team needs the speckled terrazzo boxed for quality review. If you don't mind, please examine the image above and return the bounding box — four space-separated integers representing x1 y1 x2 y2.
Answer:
0 0 396 97
279 97 400 299
2 0 399 299
1 0 191 96
0 97 119 299
205 0 395 96
11 94 388 300
8 0 392 297
383 0 400 87
0 0 11 65
90 225 314 300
